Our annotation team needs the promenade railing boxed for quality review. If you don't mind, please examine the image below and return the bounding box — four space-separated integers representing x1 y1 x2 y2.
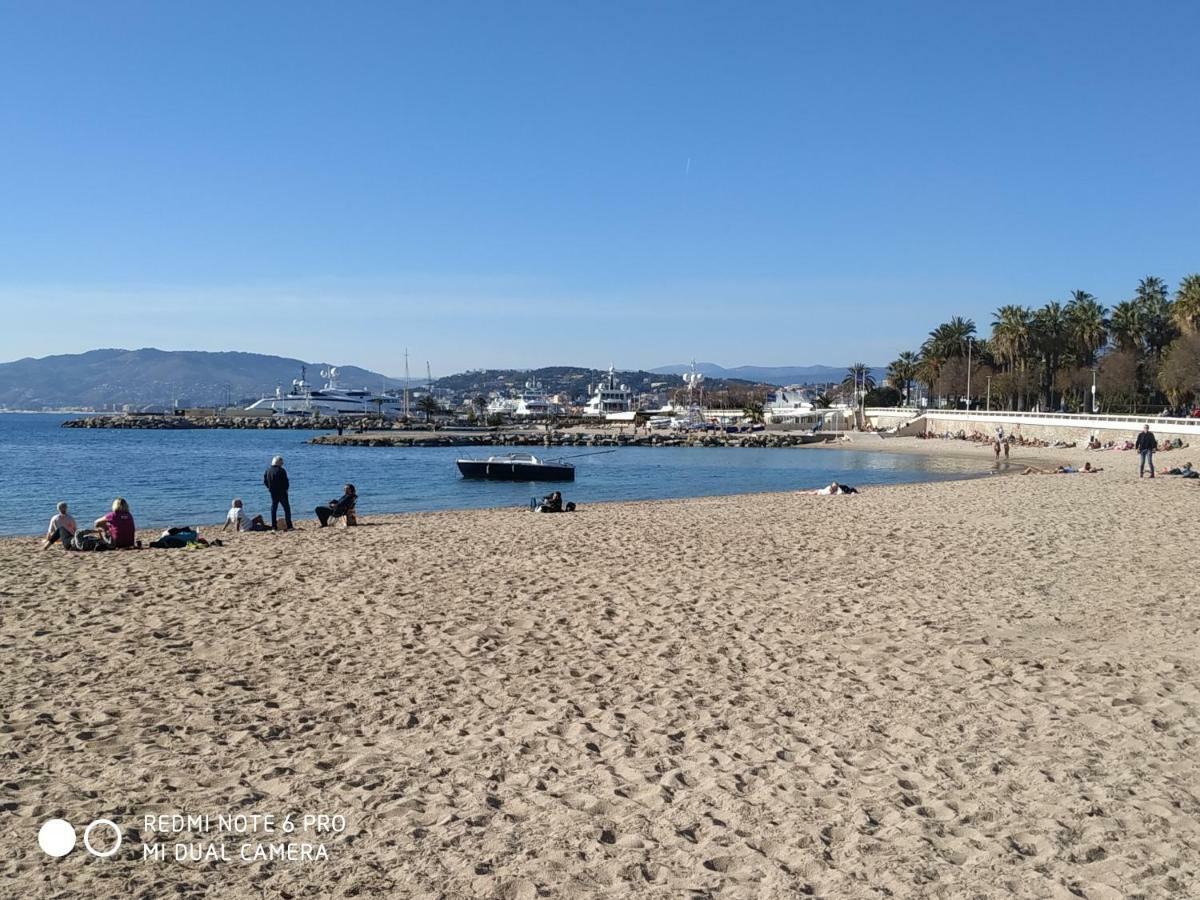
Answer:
864 407 1200 435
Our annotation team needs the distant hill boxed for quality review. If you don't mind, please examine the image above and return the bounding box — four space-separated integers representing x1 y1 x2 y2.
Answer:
433 367 688 401
650 362 886 386
0 348 395 410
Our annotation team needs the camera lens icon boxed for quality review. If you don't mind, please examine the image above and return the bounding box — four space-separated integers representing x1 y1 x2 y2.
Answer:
39 818 122 858
38 819 76 857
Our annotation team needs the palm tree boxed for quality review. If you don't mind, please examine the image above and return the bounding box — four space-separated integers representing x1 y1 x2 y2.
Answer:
1109 300 1142 353
886 351 919 405
741 400 765 424
1135 275 1170 307
989 305 1033 410
915 355 941 406
1130 275 1177 361
415 394 442 422
1030 302 1069 409
812 393 832 409
843 363 876 394
924 317 976 360
1064 290 1108 367
1173 274 1200 335
990 305 1031 372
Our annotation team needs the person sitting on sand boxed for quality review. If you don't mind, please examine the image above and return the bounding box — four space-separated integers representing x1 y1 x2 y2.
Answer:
1087 435 1102 450
222 498 268 532
95 497 137 549
538 490 564 513
43 501 77 551
316 484 357 527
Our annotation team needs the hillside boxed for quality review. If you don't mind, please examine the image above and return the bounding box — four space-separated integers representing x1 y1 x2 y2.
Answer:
434 367 685 402
0 349 395 410
650 362 886 386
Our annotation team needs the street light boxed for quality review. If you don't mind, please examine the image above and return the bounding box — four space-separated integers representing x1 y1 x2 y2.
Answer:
965 337 974 410
1091 367 1098 413
986 375 992 412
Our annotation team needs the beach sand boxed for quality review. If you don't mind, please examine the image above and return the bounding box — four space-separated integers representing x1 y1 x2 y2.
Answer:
1 443 1197 898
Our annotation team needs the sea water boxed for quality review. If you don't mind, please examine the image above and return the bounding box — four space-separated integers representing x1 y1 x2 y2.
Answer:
0 413 980 536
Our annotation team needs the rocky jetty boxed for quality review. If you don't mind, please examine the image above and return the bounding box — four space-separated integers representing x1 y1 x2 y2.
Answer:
62 414 394 430
308 430 838 449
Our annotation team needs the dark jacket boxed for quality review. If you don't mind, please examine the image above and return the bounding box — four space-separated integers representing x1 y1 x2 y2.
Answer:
264 465 290 497
330 492 356 516
1135 431 1158 452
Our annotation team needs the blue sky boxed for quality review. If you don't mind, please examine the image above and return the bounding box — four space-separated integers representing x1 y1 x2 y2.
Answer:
2 1 1198 376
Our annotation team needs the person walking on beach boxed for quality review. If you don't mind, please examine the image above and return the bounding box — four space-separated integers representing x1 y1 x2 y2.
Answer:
264 455 294 530
1135 424 1158 479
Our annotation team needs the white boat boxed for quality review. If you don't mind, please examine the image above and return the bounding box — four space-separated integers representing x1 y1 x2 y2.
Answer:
487 380 563 418
246 367 404 417
456 452 575 481
583 367 634 418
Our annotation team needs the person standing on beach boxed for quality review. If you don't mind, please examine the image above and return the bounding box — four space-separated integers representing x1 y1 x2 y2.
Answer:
264 455 294 530
1135 424 1158 479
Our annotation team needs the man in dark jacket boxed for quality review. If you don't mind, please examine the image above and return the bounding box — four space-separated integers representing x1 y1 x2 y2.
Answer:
316 484 356 527
1135 424 1158 478
264 455 293 530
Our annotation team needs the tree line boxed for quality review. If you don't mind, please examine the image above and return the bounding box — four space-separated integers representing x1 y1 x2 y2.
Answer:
880 275 1200 413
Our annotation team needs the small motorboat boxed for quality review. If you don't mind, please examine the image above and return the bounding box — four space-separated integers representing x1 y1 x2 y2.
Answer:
456 452 575 482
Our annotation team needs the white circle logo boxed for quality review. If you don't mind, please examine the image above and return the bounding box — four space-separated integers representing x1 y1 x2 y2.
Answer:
38 819 76 857
83 819 122 858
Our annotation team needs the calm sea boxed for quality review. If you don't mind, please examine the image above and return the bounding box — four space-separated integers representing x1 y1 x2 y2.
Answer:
0 413 981 537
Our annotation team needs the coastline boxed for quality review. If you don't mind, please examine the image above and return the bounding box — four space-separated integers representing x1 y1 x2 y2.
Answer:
3 453 1197 896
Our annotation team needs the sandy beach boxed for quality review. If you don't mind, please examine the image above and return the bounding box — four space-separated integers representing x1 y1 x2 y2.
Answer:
2 443 1197 899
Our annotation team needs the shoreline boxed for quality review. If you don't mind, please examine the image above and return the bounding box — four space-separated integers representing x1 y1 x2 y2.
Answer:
0 436 1130 540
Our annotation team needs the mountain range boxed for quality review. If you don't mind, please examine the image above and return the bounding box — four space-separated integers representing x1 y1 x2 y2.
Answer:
0 349 889 409
0 349 392 410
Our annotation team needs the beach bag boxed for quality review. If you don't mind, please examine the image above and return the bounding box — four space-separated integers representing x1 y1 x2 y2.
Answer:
72 529 107 552
150 527 199 549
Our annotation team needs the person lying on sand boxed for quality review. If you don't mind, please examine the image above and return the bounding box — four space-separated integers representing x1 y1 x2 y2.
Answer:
1021 463 1100 475
43 501 77 551
807 482 859 495
1164 462 1197 477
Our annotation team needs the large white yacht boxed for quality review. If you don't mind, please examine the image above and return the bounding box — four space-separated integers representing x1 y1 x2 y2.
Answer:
486 380 562 418
245 367 403 417
583 367 634 417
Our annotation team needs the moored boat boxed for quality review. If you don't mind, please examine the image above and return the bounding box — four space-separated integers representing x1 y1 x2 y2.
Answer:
456 452 575 481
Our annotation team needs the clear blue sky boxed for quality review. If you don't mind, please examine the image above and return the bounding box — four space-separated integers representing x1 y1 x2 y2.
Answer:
2 1 1198 376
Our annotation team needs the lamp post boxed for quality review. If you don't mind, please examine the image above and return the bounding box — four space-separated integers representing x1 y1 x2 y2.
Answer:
986 375 992 412
965 338 973 410
1091 367 1098 413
